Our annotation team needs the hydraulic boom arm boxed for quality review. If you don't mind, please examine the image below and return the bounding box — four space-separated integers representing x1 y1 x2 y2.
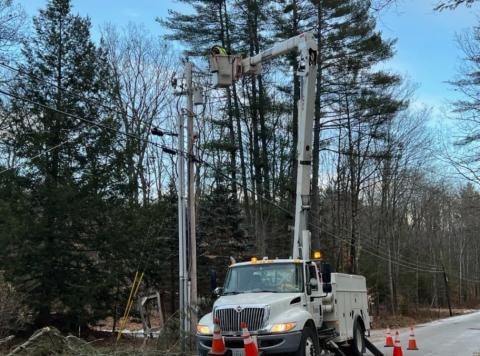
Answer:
209 33 318 260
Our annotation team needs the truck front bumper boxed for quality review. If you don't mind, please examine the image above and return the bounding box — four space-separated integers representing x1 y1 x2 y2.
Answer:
197 331 302 355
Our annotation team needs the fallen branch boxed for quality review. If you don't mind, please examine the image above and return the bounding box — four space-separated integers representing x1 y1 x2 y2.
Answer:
0 335 14 345
8 327 55 354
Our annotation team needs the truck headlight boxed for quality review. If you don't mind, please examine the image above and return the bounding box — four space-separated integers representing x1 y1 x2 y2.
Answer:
271 322 296 333
196 325 210 334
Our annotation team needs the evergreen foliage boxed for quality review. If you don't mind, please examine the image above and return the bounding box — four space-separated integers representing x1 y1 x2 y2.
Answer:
2 0 117 329
0 0 479 337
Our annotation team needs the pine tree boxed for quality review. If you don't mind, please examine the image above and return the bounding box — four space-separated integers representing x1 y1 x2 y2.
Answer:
197 173 247 296
435 0 478 10
309 0 406 273
161 0 254 238
2 0 116 329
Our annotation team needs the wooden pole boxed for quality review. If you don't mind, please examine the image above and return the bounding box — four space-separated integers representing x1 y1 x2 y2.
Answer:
442 263 453 317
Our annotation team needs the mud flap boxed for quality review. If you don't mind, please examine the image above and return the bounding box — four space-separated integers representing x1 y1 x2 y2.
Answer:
364 338 384 356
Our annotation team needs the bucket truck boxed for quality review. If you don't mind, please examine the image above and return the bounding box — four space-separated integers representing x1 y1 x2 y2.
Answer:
196 33 383 356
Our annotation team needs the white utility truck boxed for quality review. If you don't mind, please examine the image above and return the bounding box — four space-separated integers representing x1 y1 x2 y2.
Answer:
196 33 383 356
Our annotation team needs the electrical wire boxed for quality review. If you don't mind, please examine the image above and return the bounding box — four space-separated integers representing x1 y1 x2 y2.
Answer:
2 84 478 283
0 138 73 175
228 114 442 270
308 224 442 273
195 156 480 281
0 88 183 159
229 108 444 270
191 152 444 272
195 155 480 281
0 61 177 135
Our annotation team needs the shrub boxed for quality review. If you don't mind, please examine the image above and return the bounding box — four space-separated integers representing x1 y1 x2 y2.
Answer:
0 272 31 338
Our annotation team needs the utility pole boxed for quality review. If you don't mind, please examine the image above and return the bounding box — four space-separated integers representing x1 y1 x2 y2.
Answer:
442 263 453 317
177 95 188 351
186 61 198 343
171 59 199 351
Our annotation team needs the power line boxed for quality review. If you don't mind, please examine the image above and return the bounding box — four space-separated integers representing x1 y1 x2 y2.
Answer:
0 61 177 135
196 156 479 278
195 158 480 281
0 88 182 158
2 84 478 283
308 224 442 273
193 155 444 273
313 214 441 270
448 274 480 284
221 109 441 270
0 139 72 175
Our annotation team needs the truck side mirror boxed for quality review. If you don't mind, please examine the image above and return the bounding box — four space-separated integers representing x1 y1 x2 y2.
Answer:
323 283 332 294
320 262 332 293
320 262 331 283
213 287 224 298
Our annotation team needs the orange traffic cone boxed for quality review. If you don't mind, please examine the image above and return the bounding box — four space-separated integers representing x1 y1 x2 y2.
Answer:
209 318 227 355
393 336 403 356
407 326 419 350
241 322 259 356
384 326 394 347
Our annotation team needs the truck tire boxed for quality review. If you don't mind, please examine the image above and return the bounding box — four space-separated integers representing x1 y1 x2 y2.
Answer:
351 317 365 356
295 325 320 356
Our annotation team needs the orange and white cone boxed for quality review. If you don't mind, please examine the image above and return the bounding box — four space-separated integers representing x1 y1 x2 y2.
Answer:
392 336 403 356
407 326 419 350
241 322 259 356
384 326 394 347
209 318 227 355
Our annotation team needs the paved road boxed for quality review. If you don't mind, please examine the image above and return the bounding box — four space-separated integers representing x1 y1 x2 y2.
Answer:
366 311 480 356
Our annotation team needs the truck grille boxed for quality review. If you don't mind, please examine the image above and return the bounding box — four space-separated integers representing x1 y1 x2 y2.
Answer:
214 306 267 333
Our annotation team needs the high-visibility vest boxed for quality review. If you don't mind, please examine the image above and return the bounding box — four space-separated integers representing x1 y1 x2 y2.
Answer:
211 45 227 56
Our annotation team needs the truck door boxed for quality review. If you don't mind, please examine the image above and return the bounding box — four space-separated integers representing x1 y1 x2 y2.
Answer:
306 263 323 326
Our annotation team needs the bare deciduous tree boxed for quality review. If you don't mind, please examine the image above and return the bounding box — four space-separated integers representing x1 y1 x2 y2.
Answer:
102 23 175 204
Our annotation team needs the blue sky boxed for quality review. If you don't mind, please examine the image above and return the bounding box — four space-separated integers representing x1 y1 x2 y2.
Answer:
21 0 181 36
20 0 480 116
377 1 480 113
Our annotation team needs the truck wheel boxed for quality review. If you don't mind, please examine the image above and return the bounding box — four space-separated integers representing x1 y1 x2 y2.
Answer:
296 326 320 356
351 318 365 356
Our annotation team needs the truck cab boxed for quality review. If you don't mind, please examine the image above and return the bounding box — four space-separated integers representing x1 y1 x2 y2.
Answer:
196 258 372 356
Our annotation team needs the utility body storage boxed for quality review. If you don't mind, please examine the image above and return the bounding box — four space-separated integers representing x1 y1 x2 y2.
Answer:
322 273 371 343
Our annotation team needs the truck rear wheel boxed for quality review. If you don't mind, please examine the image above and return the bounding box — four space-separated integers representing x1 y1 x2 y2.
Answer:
295 326 320 356
351 318 365 356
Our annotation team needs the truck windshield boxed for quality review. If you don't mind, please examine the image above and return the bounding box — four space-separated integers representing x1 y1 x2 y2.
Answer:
223 263 303 294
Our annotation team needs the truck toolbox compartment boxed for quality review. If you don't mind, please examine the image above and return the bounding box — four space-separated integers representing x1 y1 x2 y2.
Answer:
322 273 371 342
